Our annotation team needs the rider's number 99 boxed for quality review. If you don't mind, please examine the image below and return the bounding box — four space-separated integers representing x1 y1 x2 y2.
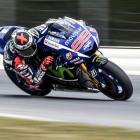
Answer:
71 29 91 52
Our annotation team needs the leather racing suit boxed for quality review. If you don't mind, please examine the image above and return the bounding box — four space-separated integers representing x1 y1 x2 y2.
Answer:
3 19 59 89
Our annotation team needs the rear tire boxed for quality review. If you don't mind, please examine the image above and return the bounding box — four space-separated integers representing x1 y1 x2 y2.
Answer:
4 62 51 96
99 60 133 100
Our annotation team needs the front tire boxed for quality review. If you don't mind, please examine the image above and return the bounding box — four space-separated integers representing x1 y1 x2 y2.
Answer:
4 62 51 96
99 60 133 100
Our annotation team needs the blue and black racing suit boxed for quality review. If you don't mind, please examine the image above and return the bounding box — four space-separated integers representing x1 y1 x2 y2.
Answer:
3 19 58 88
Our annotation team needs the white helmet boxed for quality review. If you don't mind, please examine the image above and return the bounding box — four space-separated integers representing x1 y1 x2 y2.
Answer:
11 29 37 58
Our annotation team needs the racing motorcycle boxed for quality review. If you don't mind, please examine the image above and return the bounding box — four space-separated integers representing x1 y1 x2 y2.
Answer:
0 17 133 100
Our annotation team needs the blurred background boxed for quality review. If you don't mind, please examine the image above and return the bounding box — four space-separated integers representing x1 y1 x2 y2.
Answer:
0 0 140 46
1 1 140 136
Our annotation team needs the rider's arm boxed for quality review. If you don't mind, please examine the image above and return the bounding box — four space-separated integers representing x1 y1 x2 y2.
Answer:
14 56 54 88
4 40 54 88
32 56 54 85
28 19 57 43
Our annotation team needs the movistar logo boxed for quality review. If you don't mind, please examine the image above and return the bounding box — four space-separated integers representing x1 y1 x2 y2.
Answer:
65 27 82 46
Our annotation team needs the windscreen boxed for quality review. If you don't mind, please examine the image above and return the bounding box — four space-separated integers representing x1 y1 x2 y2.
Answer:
52 19 75 37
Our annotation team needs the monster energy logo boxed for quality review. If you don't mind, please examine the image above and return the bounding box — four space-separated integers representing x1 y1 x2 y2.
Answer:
95 57 107 65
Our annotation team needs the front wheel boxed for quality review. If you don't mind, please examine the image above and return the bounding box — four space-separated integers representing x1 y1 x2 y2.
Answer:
98 60 133 100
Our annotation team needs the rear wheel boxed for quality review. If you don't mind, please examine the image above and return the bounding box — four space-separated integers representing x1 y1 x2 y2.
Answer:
99 60 133 100
4 63 51 96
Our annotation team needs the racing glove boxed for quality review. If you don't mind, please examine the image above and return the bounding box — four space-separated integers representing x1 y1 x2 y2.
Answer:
32 56 54 85
40 56 54 71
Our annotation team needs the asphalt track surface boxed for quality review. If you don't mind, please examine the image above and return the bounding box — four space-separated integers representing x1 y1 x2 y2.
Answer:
0 70 140 130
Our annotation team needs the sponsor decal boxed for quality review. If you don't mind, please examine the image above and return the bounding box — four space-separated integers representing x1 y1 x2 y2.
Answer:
83 40 91 50
89 27 96 33
66 52 73 60
74 59 84 65
90 69 97 77
33 69 46 84
65 27 82 46
71 29 91 52
48 36 60 43
70 57 80 63
44 38 59 49
95 57 107 65
40 24 46 31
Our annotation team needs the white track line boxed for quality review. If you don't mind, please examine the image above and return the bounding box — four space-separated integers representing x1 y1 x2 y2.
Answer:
1 113 140 130
0 113 62 122
86 117 140 130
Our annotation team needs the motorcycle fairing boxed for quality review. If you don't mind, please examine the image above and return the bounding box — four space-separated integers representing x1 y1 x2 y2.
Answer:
47 65 75 80
52 18 75 38
62 17 99 49
40 36 90 66
85 26 100 47
40 17 99 65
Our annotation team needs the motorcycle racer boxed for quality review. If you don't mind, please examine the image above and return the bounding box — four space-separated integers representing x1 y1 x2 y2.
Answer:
1 16 133 100
3 19 58 89
3 17 92 90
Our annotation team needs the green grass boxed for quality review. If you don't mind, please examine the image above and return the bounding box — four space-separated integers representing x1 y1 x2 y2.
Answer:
0 117 140 140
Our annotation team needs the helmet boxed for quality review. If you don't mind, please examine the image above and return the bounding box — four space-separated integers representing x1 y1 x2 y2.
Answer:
11 29 37 58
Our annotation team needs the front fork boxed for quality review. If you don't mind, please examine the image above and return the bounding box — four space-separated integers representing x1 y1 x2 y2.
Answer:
80 51 107 89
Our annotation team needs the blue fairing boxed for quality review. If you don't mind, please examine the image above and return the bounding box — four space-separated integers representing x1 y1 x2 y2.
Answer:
0 26 25 55
0 17 99 67
39 17 99 66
